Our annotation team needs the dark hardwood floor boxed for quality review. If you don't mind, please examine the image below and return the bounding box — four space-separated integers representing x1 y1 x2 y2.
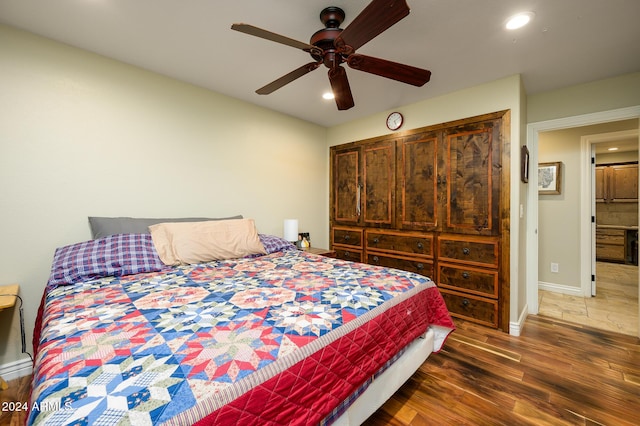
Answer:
364 315 640 426
2 315 639 425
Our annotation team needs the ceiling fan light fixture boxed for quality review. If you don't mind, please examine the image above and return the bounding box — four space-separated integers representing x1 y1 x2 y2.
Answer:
505 12 535 30
322 92 335 100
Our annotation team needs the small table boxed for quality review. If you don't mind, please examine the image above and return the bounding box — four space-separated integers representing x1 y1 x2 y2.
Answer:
300 247 336 258
0 284 19 311
0 284 19 390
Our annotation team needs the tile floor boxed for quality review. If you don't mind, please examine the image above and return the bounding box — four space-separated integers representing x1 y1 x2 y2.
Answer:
538 261 639 336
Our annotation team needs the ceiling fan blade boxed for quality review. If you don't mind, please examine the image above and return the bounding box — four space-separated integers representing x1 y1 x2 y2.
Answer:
335 0 410 54
328 66 355 110
347 54 431 86
232 23 322 55
256 62 321 95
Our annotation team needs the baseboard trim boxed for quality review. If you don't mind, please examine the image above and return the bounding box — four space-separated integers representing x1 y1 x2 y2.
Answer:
0 357 33 382
509 304 528 336
538 281 584 296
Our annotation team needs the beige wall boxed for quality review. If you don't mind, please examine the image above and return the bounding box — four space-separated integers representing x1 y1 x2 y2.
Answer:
0 25 328 369
528 73 640 123
1 21 638 372
596 151 639 164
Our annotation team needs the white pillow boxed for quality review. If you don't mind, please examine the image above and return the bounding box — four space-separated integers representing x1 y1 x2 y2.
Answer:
149 218 266 265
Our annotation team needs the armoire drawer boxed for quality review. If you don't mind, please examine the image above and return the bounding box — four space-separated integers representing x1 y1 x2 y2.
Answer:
440 289 498 328
437 263 498 298
367 253 433 278
366 230 433 257
437 235 499 268
334 248 363 263
332 227 363 248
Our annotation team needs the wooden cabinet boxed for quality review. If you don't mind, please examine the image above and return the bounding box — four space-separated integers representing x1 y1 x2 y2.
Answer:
396 129 440 231
396 118 501 235
596 228 626 262
437 235 500 328
441 120 502 235
332 146 360 225
366 229 434 278
331 139 395 228
331 226 364 262
596 163 638 203
330 110 511 331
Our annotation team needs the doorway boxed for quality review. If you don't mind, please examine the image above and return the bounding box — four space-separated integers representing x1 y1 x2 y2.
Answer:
526 105 640 338
536 130 638 335
585 130 638 296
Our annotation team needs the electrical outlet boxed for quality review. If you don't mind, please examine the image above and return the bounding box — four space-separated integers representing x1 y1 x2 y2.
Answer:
550 262 559 273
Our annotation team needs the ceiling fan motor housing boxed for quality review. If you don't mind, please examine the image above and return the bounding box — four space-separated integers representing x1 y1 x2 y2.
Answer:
310 7 347 68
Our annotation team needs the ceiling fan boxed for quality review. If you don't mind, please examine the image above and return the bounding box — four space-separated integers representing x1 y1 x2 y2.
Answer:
231 0 431 110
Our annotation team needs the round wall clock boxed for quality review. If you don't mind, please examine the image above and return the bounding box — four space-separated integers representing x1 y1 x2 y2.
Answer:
386 112 404 131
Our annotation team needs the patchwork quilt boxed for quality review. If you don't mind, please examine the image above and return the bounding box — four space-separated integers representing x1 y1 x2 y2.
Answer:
29 250 454 425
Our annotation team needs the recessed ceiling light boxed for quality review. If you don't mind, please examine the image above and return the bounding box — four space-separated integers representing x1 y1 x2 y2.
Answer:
608 147 619 151
322 92 335 100
505 12 535 30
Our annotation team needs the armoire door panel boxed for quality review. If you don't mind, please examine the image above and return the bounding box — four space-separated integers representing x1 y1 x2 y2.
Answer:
443 121 500 235
397 133 439 230
333 148 360 225
363 142 395 227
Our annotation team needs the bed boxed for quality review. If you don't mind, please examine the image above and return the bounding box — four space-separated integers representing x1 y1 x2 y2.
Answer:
28 218 454 425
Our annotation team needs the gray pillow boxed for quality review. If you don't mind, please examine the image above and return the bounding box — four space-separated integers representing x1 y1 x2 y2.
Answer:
88 215 243 239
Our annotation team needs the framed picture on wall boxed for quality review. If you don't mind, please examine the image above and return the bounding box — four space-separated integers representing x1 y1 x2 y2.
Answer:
538 162 562 194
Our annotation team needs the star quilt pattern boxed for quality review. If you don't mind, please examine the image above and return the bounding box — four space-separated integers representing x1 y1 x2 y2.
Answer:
29 250 454 425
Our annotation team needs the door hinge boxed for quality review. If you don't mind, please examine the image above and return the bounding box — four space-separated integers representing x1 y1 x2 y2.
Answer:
591 215 595 223
592 274 595 281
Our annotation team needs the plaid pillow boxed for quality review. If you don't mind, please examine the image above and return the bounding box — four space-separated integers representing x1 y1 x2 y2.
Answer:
48 234 167 287
260 234 297 254
244 234 296 258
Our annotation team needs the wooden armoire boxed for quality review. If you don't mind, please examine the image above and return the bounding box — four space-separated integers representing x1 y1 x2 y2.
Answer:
330 110 511 331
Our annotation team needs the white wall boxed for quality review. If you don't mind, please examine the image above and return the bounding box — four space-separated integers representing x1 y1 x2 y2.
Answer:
0 25 328 369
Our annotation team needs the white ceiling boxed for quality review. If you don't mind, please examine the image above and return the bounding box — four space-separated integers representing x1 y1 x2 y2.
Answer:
1 0 639 127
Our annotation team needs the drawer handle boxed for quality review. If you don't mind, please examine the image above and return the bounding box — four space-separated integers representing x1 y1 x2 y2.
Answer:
416 263 424 270
462 247 470 255
344 235 351 241
462 298 470 307
417 242 424 249
373 256 379 263
373 237 379 244
344 251 351 258
462 272 470 279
